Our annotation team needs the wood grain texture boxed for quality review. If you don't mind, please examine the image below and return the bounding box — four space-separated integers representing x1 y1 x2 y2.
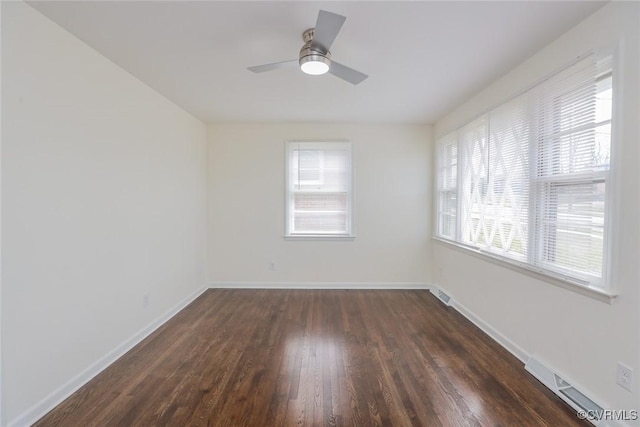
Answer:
35 289 587 426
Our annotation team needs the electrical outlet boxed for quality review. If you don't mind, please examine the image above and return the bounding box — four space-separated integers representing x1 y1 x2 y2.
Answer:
143 293 149 308
616 362 633 392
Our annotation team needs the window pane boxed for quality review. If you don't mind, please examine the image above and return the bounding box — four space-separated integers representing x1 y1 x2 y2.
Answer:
444 143 457 189
294 212 347 233
540 129 605 176
439 191 457 238
436 133 458 239
458 95 529 260
537 181 605 277
297 149 322 183
594 123 611 169
293 193 347 211
287 142 352 235
595 76 612 123
460 117 489 247
486 97 530 258
537 67 612 177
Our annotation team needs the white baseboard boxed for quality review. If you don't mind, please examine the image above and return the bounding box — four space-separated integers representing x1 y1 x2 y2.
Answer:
431 286 632 427
209 281 431 290
8 286 207 427
448 297 530 363
427 285 529 363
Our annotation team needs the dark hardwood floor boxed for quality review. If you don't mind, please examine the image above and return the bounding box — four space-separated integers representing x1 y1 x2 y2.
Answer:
35 289 587 426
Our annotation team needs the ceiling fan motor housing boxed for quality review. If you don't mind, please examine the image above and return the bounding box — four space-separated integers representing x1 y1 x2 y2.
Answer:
299 28 331 69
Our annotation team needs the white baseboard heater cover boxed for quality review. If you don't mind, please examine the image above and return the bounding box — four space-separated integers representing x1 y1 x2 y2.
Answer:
429 287 452 306
525 356 604 426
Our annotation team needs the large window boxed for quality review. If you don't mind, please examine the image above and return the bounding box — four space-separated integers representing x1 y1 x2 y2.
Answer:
286 142 353 237
435 53 613 289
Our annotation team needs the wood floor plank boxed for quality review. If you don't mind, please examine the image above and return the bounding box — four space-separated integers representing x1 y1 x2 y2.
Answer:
34 289 588 427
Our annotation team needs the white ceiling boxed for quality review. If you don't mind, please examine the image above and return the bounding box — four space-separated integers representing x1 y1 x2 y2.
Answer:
29 1 605 124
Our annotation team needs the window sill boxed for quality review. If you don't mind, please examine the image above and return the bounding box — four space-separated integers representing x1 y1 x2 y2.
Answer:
432 237 617 304
285 234 356 241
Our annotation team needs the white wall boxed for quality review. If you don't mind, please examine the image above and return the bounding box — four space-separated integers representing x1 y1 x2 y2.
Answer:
207 123 431 286
433 2 640 421
1 3 207 425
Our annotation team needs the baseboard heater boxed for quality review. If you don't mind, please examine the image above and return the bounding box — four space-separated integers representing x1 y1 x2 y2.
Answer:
525 356 604 426
429 287 452 306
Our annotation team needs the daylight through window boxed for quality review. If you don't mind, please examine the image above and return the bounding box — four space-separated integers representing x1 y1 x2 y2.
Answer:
286 142 353 237
435 52 613 289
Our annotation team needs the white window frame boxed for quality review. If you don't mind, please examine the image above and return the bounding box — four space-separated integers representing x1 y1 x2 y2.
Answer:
433 51 617 302
436 133 458 240
531 70 613 288
285 141 354 239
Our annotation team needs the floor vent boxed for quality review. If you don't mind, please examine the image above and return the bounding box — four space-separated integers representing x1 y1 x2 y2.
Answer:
430 288 452 306
525 356 603 426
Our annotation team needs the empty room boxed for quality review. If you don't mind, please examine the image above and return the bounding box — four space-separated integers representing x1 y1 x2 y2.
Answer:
2 1 639 426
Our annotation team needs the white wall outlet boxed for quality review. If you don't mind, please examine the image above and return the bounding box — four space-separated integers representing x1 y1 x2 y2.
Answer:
616 362 633 392
143 293 149 308
269 261 276 271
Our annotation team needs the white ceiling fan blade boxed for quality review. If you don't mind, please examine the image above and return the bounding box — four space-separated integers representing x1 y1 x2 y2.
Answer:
247 60 298 73
311 10 346 52
329 61 368 85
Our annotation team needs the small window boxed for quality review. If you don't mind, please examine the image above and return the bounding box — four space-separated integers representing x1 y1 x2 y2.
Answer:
286 142 353 237
436 133 458 240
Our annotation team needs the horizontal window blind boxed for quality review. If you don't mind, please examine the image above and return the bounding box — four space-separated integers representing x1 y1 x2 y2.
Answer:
287 142 353 236
458 94 530 261
533 54 612 282
536 180 606 278
435 51 614 289
487 95 530 260
459 116 489 249
436 133 458 239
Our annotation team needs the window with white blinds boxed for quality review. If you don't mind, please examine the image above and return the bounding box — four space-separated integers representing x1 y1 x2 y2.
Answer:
459 94 531 261
435 52 614 289
533 55 612 283
286 142 353 237
436 133 457 239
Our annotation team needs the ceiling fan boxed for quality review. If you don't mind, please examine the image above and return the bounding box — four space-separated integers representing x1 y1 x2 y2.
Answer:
247 10 368 85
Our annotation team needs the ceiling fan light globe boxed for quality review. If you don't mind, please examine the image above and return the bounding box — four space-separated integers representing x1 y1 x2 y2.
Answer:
299 55 330 75
301 61 329 75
